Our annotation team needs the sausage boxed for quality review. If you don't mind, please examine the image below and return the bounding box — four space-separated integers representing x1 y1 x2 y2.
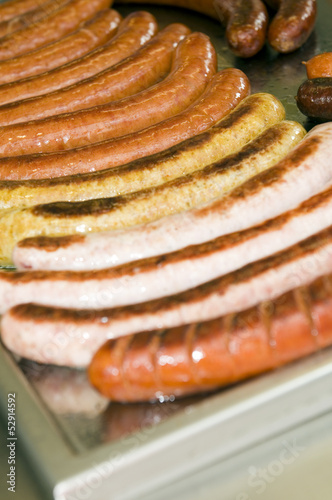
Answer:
0 22 189 127
12 122 332 272
3 224 332 368
304 52 332 79
0 0 48 22
0 0 112 60
116 0 268 58
88 272 332 402
0 11 156 100
0 30 213 156
266 0 317 53
0 0 69 38
0 68 251 180
296 78 332 122
0 93 284 208
0 9 122 86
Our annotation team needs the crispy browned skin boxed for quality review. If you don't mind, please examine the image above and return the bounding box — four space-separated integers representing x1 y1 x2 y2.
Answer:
116 0 268 57
0 11 156 102
0 0 112 60
304 52 332 79
0 0 47 22
296 78 332 122
88 273 332 402
0 0 69 38
0 9 122 86
266 0 317 53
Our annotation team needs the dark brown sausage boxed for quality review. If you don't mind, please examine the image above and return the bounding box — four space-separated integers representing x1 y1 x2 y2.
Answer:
296 78 332 121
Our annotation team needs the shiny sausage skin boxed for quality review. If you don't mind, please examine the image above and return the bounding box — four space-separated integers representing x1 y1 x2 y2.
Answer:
266 0 317 53
0 30 213 156
0 22 188 127
0 0 112 60
0 0 47 22
304 52 332 79
0 11 155 100
0 93 284 212
0 9 122 86
11 122 332 273
116 0 268 58
3 225 332 368
0 0 69 38
88 273 332 402
0 68 250 180
296 78 332 122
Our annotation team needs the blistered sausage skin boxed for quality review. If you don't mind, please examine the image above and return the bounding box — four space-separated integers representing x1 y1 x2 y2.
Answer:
0 69 250 180
0 0 48 22
266 0 317 53
13 122 332 272
116 0 268 58
4 171 332 317
0 11 156 100
3 226 332 368
88 273 332 402
0 0 112 60
0 93 284 211
0 9 122 86
0 22 191 129
0 31 214 156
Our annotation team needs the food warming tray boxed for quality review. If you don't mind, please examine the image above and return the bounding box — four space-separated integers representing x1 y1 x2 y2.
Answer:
0 1 332 499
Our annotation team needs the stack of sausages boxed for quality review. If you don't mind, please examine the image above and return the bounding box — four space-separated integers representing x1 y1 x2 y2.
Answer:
0 0 331 404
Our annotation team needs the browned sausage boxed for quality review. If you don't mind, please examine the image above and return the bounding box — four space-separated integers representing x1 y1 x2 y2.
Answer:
266 0 317 53
304 52 332 79
88 273 332 402
116 0 269 58
0 11 155 98
0 68 250 180
0 0 48 22
296 78 332 122
0 0 113 60
0 9 122 86
0 31 215 155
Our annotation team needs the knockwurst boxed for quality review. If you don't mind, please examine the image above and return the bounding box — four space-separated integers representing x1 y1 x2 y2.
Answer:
0 93 284 208
0 9 122 86
0 10 156 100
0 69 250 180
15 122 332 272
0 31 214 155
116 0 269 58
88 273 332 402
3 225 332 367
0 0 112 60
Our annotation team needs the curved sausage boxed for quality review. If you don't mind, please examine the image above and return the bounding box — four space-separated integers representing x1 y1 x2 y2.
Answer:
296 78 332 122
0 11 155 98
266 0 317 53
88 272 332 402
3 224 332 367
12 122 332 272
304 52 332 79
0 0 69 38
0 0 112 60
0 0 48 22
116 0 269 58
0 9 122 86
0 93 284 211
0 29 212 156
0 68 250 180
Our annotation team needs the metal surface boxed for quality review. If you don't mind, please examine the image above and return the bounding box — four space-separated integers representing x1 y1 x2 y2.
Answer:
0 1 332 499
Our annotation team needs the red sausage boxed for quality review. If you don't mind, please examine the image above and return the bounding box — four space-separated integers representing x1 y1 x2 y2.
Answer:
88 273 332 402
0 0 113 60
0 31 216 155
304 52 332 79
266 0 317 53
0 9 122 86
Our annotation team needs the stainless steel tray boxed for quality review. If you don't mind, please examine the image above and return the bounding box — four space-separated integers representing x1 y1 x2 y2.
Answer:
1 1 332 499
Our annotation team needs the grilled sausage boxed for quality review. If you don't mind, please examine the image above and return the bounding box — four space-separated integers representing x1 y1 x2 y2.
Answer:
304 52 332 79
0 31 214 156
0 9 122 86
266 0 317 53
3 225 332 367
0 93 284 209
13 122 332 272
0 0 112 60
116 0 269 58
0 11 156 100
296 78 332 122
0 0 48 22
88 272 332 402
